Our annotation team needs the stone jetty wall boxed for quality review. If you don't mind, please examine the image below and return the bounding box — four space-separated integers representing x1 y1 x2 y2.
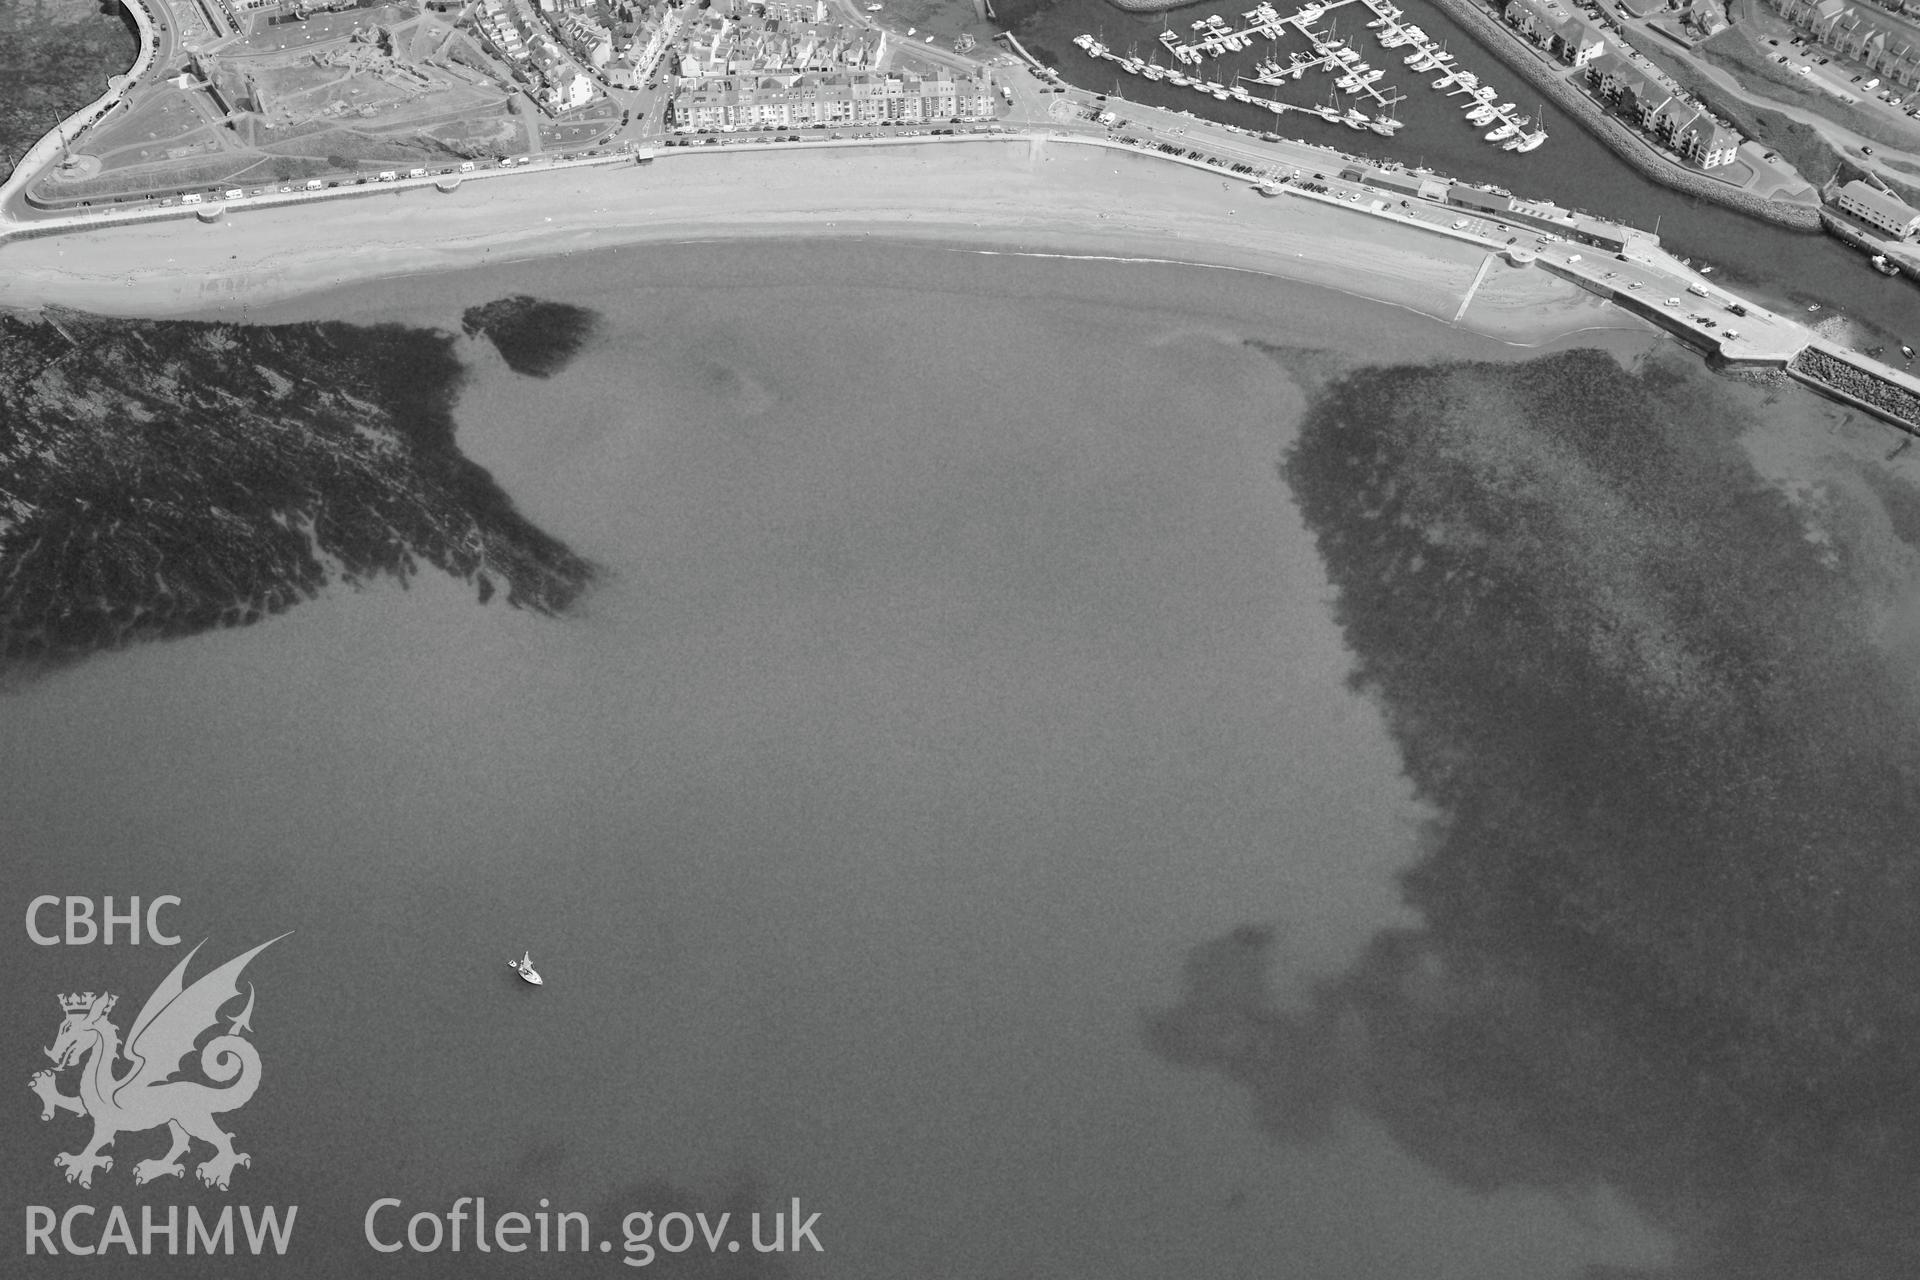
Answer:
1791 344 1920 432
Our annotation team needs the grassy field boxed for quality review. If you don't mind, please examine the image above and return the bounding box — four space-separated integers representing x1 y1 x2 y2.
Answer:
1696 18 1919 149
0 0 139 182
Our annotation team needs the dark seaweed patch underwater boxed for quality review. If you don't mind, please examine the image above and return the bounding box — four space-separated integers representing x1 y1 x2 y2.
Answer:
461 295 599 378
1150 346 1920 1278
0 302 596 680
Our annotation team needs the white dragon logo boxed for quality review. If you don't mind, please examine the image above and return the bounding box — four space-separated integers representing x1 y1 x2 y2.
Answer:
28 935 288 1191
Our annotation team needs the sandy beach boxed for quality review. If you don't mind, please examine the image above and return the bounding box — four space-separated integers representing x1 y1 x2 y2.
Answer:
0 139 1643 342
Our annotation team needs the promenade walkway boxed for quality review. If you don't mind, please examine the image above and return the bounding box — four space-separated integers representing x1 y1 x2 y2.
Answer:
6 39 1914 434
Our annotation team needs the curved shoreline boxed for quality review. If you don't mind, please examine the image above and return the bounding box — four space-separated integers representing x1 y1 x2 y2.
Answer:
0 140 1637 349
0 0 156 212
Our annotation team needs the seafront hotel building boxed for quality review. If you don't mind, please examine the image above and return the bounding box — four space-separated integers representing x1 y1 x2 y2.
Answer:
672 70 995 130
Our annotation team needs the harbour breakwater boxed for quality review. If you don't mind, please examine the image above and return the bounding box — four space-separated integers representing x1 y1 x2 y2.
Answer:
1379 0 1824 230
1790 342 1920 432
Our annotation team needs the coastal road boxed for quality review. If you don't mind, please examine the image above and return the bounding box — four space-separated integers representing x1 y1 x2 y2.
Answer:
0 9 1817 369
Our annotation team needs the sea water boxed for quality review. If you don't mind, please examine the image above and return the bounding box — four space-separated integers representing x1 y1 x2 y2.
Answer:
0 241 1669 1277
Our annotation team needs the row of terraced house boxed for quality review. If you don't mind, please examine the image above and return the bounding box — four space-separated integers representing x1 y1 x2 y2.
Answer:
1585 51 1742 166
1768 0 1920 88
671 69 995 130
673 7 887 77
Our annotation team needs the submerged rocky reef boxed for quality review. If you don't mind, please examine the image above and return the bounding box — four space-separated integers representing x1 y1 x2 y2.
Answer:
1151 346 1920 1277
461 295 598 378
0 302 596 679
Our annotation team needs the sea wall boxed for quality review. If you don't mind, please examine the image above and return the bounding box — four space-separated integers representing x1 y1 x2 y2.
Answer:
1413 0 1824 230
1818 208 1920 274
1790 343 1920 432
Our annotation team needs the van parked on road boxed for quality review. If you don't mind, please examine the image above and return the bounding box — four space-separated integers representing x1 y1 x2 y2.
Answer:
408 167 427 178
459 161 475 172
379 170 398 182
181 193 203 204
224 188 244 199
305 179 323 190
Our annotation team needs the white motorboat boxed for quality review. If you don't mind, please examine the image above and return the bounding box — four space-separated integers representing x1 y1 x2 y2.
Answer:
511 951 544 985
